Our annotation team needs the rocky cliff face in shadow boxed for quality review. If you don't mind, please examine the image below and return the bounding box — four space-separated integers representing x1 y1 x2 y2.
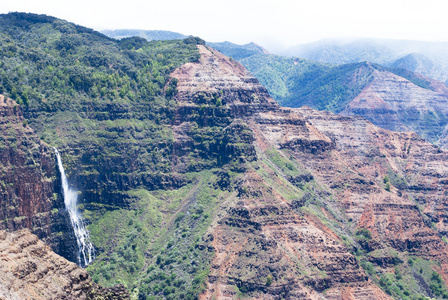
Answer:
0 95 77 262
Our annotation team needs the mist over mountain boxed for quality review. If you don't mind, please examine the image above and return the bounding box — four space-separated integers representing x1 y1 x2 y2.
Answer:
206 41 269 60
282 38 448 82
102 29 186 41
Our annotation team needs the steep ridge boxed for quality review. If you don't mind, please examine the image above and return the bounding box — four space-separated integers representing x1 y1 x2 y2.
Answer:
250 56 448 149
0 95 77 261
0 229 129 299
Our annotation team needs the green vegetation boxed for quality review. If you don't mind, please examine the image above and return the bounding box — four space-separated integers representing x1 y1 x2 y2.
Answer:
356 228 372 240
85 170 230 299
4 12 448 300
265 275 273 286
0 14 200 111
132 171 226 300
207 41 266 60
385 182 391 192
240 53 328 102
239 53 441 115
359 252 448 299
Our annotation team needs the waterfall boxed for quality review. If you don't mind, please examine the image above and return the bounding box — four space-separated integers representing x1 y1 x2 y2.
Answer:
54 148 94 267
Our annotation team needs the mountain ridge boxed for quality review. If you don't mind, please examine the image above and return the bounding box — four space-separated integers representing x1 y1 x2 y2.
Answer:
239 53 448 148
283 38 448 83
101 29 187 41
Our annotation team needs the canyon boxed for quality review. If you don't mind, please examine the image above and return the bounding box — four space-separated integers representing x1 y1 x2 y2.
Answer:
2 12 448 300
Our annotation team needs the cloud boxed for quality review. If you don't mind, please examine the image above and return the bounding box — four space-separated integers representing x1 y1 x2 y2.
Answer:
2 0 447 51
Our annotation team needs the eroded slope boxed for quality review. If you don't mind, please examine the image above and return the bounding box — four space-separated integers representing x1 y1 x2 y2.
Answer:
0 229 129 299
169 45 448 299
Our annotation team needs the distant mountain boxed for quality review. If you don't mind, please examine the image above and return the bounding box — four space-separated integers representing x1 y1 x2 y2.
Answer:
389 53 448 83
259 57 448 147
104 29 268 61
240 54 439 109
284 38 448 82
239 53 328 100
102 29 186 41
390 53 435 72
206 41 268 60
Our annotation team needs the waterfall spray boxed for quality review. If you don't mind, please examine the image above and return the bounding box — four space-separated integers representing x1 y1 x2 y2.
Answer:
54 148 94 267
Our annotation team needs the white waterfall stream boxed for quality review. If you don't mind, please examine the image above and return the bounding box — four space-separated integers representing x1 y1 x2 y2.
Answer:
54 148 94 267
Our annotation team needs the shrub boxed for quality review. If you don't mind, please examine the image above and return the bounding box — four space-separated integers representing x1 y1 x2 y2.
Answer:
266 275 273 286
356 228 372 239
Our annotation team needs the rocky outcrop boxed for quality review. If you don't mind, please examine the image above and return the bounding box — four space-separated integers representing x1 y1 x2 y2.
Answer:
0 229 129 299
170 45 276 172
171 45 278 118
0 95 76 261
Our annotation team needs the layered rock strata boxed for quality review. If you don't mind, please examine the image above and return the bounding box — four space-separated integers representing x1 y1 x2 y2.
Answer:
171 46 392 299
340 66 448 146
0 229 129 299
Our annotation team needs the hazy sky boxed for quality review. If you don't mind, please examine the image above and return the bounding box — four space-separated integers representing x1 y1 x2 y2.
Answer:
2 0 448 52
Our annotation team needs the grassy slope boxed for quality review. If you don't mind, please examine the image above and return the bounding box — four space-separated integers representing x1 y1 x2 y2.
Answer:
86 169 229 299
